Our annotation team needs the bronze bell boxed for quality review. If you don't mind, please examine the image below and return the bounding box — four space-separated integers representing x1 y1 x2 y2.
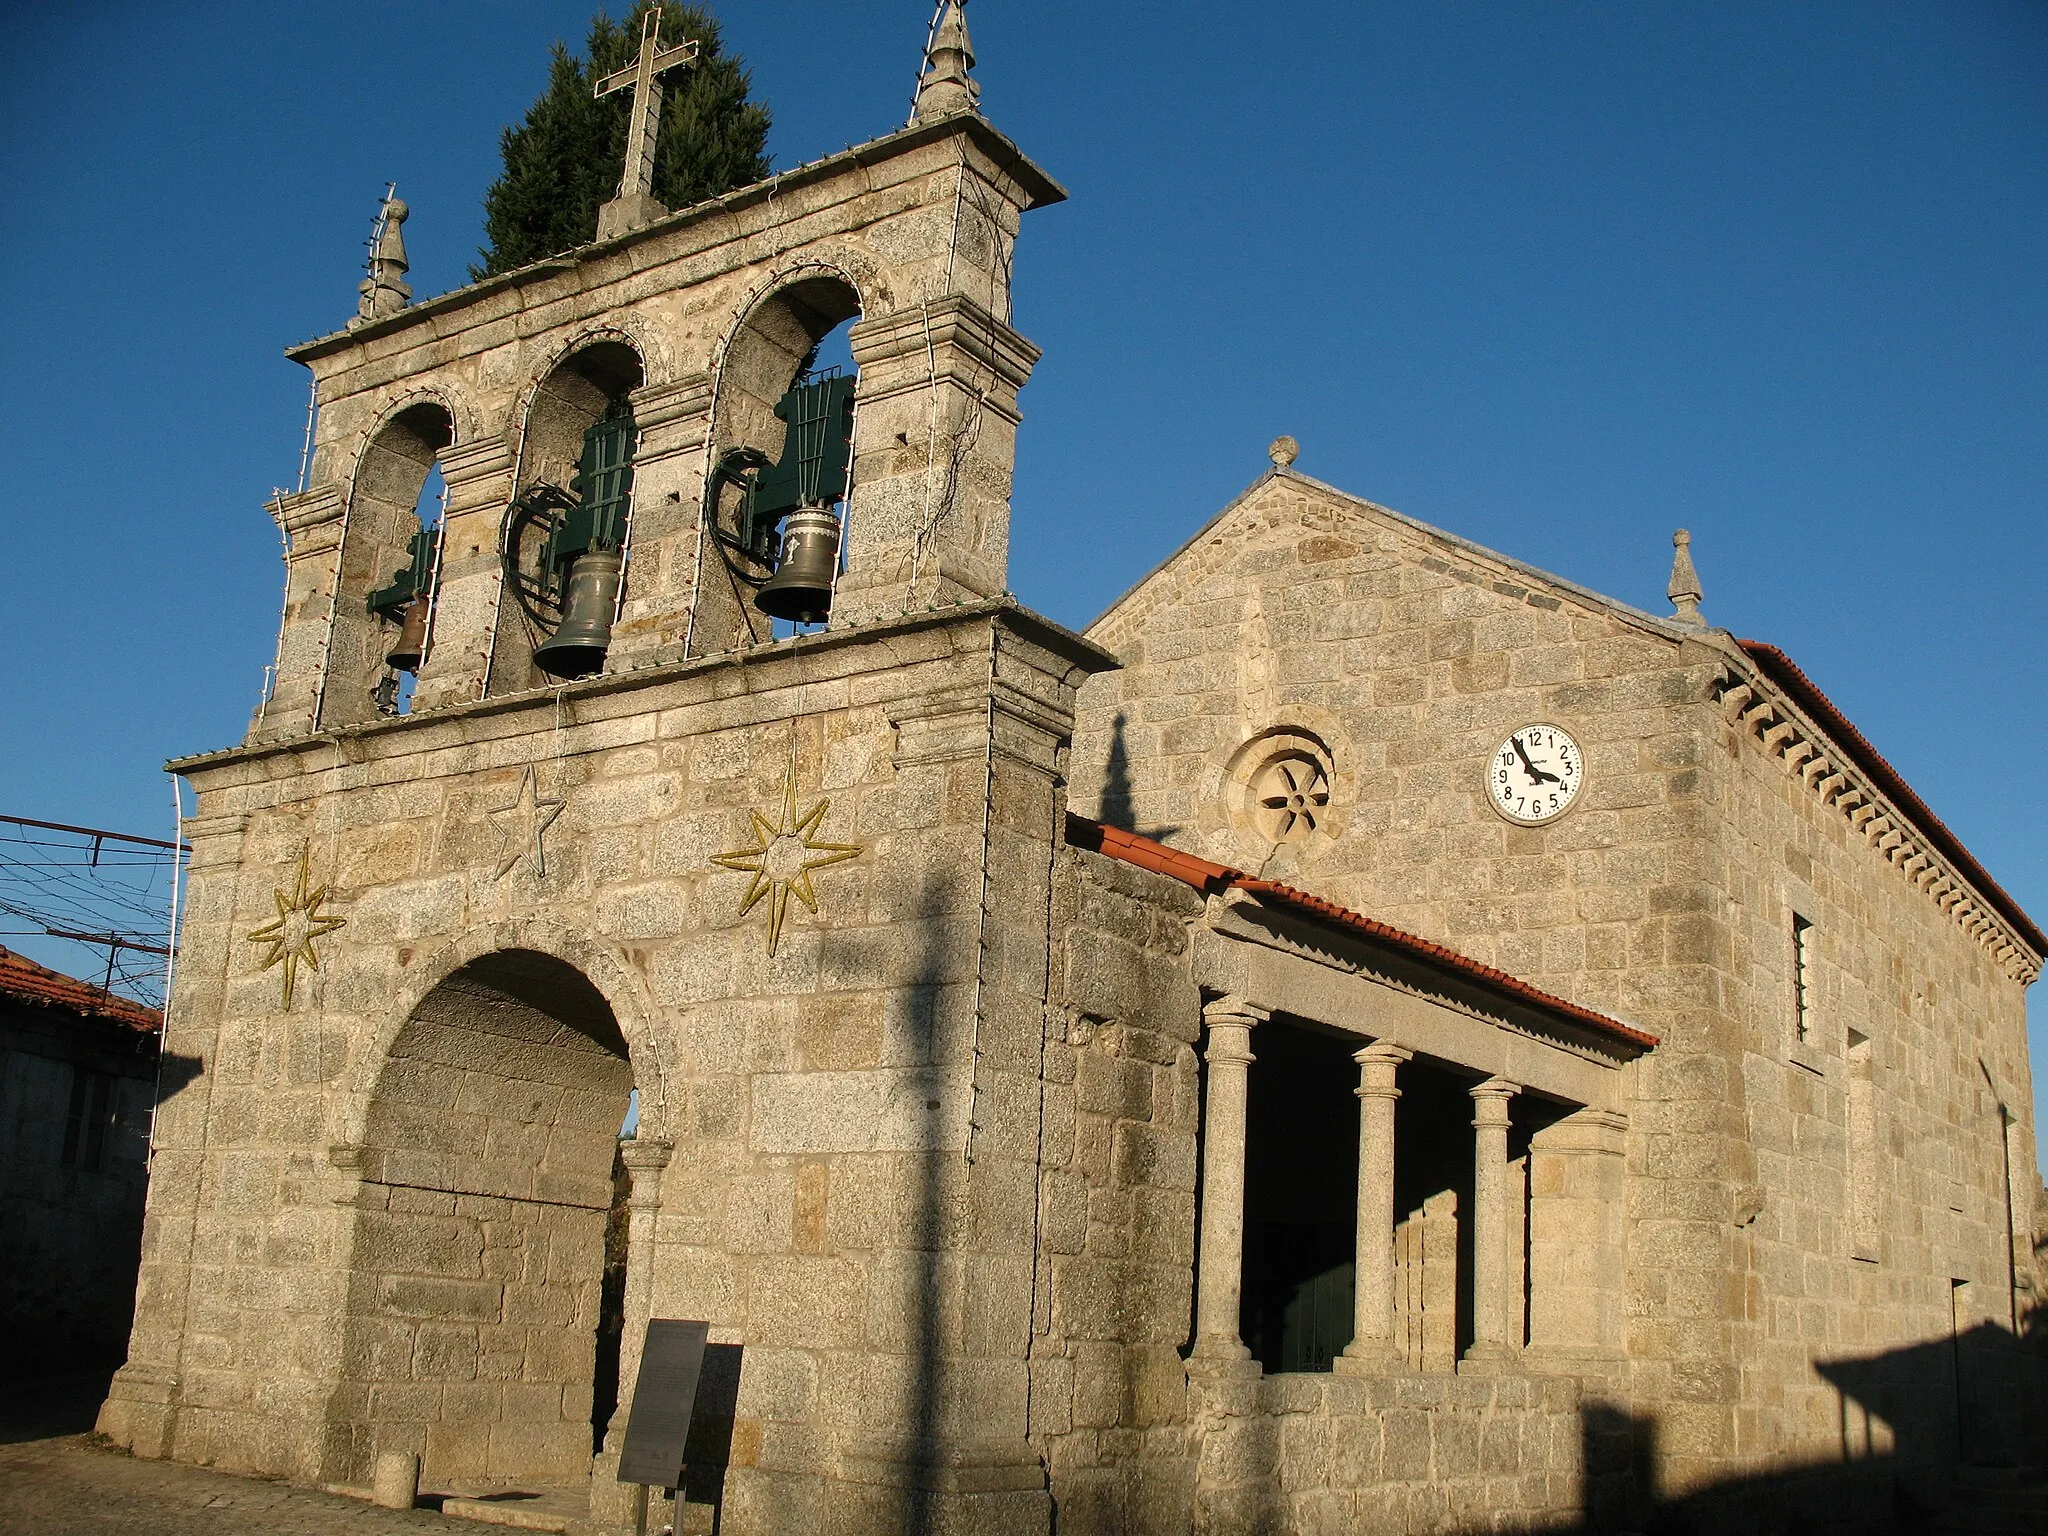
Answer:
755 506 842 625
534 546 624 679
384 598 431 673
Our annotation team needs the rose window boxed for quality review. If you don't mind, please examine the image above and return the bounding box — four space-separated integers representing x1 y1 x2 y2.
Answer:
1249 754 1330 844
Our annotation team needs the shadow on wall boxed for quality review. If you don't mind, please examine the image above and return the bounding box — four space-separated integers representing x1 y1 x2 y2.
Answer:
1101 712 1135 831
1486 1315 2047 1536
1097 711 1182 843
668 871 958 1532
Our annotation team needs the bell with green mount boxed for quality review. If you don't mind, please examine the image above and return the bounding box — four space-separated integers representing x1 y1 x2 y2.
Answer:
366 524 441 673
706 370 855 626
531 398 637 680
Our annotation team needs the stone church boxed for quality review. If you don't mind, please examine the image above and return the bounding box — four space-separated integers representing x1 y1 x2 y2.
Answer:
99 8 2045 1533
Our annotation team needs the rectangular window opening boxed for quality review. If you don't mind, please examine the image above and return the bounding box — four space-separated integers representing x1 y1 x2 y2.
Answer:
1847 1029 1878 1262
82 1072 113 1173
1793 914 1815 1045
1240 1018 1362 1373
62 1069 115 1173
60 1067 88 1168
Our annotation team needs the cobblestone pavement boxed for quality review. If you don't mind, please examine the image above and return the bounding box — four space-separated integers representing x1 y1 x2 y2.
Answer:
0 1375 476 1536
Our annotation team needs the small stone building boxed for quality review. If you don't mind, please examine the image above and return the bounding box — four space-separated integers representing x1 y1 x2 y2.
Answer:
99 11 2043 1534
0 946 162 1379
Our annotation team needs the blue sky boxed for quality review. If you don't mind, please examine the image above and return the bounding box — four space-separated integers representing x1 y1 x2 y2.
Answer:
2 2 2043 1150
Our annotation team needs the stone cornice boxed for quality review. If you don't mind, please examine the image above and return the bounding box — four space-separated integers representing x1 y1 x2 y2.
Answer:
167 597 1115 785
850 293 1042 404
267 485 344 543
1713 665 2041 985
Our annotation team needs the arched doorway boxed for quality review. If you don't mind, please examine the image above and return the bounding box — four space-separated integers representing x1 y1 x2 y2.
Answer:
331 950 633 1493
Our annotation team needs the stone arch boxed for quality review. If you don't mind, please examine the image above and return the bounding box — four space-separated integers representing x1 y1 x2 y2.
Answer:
314 382 481 488
326 947 641 1492
510 336 648 503
353 919 670 1143
322 394 457 729
711 253 883 378
530 315 675 395
691 263 868 651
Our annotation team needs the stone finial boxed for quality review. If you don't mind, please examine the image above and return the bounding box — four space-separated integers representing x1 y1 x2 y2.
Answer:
911 1 979 123
1667 528 1705 626
1268 436 1299 468
352 191 411 327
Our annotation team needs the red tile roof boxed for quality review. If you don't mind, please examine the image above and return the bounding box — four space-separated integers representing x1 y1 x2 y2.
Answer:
1739 641 2047 958
1065 814 1658 1052
0 945 161 1033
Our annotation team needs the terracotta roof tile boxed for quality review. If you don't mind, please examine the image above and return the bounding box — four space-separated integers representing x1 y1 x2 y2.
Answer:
1066 815 1656 1052
0 945 162 1033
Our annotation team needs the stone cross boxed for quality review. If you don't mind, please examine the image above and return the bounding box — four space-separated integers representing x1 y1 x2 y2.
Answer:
594 9 699 237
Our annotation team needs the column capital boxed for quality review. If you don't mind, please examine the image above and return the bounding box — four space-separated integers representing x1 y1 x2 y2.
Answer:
619 1136 673 1208
1352 1039 1411 1098
619 1136 673 1174
1469 1077 1520 1127
850 293 1042 404
268 483 345 541
1528 1105 1628 1156
438 434 515 485
1202 993 1269 1028
1202 995 1267 1065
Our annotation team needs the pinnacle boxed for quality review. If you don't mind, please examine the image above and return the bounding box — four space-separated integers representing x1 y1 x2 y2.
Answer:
1667 528 1705 626
911 1 979 124
352 189 412 328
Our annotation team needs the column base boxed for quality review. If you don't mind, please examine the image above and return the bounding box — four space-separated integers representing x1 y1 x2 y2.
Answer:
1331 1342 1405 1376
583 1449 627 1524
1455 1342 1521 1376
96 1362 180 1458
1188 1333 1254 1365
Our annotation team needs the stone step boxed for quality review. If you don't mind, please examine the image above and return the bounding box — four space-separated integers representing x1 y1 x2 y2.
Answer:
434 1486 588 1533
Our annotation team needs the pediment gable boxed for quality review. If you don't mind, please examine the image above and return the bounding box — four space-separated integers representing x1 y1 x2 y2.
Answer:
1087 468 1691 655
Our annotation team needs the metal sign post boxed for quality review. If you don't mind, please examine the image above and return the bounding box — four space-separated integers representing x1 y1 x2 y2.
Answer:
617 1318 712 1532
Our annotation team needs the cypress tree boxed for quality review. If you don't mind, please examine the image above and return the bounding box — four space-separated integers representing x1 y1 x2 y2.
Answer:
474 2 772 279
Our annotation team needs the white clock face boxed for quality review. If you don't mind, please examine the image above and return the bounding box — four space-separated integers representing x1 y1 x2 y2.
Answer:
1488 724 1584 825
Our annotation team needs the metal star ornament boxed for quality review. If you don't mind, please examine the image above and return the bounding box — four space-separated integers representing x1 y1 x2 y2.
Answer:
712 766 862 955
489 765 566 879
247 848 347 1009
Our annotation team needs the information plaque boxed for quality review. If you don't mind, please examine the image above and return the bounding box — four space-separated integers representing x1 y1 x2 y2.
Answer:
616 1318 711 1489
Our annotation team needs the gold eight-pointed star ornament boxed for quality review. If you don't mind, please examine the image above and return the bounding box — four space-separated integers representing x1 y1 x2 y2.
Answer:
711 767 862 955
246 848 347 1008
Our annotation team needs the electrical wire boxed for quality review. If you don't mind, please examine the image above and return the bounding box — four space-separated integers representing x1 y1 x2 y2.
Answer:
0 817 182 1007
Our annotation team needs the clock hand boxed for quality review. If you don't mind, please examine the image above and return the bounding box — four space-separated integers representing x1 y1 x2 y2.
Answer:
1511 736 1562 787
